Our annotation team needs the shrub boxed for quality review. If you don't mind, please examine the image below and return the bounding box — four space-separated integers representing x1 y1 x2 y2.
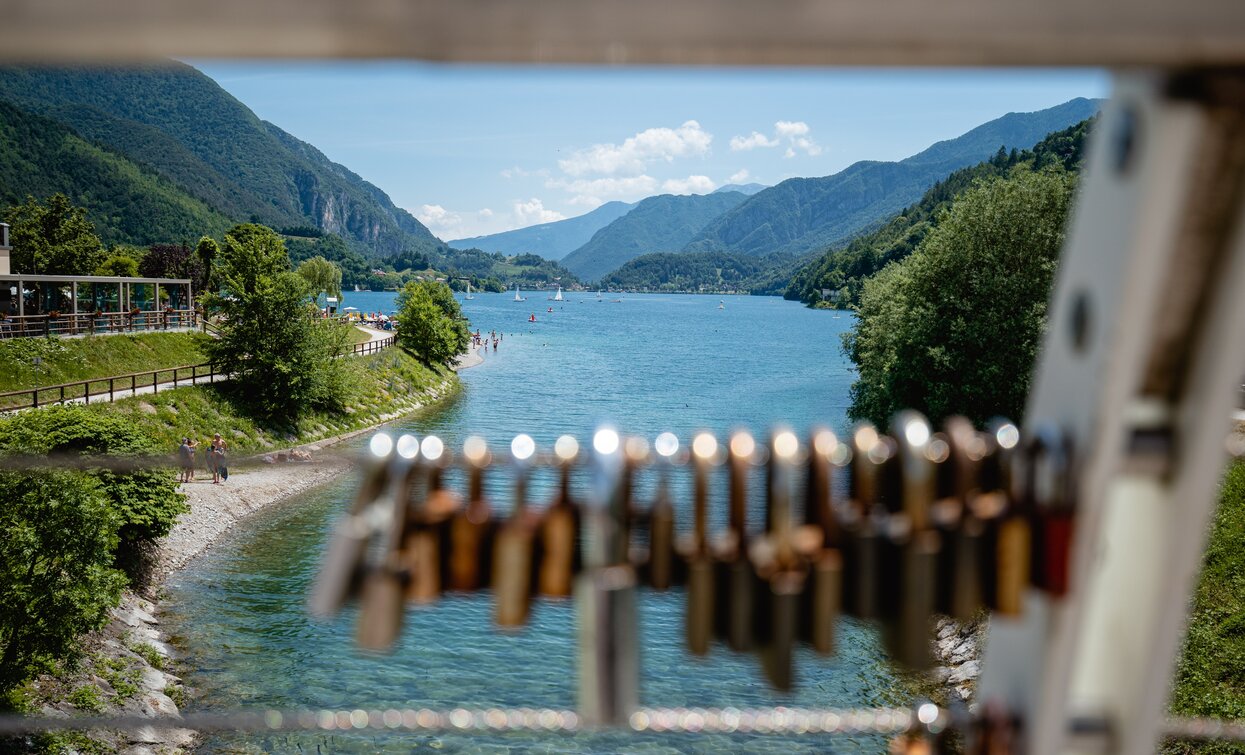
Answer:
0 471 125 693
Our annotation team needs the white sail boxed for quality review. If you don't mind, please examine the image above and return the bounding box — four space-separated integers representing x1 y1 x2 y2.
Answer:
554 285 563 302
514 284 524 302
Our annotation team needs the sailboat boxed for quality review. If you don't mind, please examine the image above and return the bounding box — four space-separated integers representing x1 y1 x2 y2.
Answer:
513 284 526 302
465 281 474 300
554 285 563 302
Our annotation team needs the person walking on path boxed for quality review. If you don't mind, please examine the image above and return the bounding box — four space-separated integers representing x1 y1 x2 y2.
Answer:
210 432 229 484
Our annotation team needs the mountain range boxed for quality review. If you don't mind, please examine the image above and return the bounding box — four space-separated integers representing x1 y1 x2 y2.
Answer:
559 191 751 281
447 200 634 259
498 98 1098 284
0 63 443 258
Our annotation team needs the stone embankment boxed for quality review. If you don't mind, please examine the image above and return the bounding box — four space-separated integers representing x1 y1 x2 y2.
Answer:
26 594 193 754
931 615 987 702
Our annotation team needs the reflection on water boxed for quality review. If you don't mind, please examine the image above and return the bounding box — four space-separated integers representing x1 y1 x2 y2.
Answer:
163 293 908 752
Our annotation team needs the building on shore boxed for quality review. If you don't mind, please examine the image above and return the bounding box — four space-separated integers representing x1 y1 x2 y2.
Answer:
0 273 194 338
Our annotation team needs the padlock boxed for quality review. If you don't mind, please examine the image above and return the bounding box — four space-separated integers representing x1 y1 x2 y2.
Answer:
980 419 1028 617
447 436 495 592
646 432 679 590
932 417 986 621
714 429 756 652
684 431 716 656
402 436 459 604
494 434 538 628
843 422 890 620
576 426 639 727
753 428 804 691
796 428 843 655
1028 426 1075 596
310 438 394 617
538 435 582 598
355 434 422 651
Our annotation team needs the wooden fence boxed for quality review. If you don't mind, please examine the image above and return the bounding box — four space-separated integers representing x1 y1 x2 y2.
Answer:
0 333 397 411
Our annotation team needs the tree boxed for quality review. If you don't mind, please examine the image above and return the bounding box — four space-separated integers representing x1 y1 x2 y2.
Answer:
205 225 349 422
297 256 344 304
0 471 126 692
844 169 1076 427
96 253 139 277
395 280 470 366
196 236 219 292
140 243 207 292
3 194 104 275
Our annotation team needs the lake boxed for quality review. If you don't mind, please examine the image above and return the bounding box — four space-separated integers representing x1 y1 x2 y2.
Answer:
162 291 909 752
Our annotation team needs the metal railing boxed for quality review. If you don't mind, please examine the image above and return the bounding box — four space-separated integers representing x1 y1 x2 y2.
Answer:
0 332 396 411
0 309 197 339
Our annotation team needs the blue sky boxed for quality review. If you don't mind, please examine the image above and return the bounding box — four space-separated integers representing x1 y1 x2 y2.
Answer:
192 63 1108 240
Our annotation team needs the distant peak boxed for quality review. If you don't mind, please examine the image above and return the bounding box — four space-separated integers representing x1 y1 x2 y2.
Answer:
713 183 768 196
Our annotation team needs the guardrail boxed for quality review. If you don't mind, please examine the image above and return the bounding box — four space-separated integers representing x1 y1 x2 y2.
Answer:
0 309 198 339
350 334 395 356
0 332 397 411
0 363 219 411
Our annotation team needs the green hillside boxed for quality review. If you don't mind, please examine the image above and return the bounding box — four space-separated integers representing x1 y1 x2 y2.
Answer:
0 99 231 245
0 63 442 259
683 98 1099 259
560 191 749 282
448 201 635 260
787 118 1091 307
601 250 813 295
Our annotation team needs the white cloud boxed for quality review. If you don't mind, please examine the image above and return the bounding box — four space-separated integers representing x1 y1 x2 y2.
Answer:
774 120 810 138
728 169 751 184
729 131 779 151
557 121 713 177
662 175 717 195
414 201 564 239
512 198 565 226
548 174 661 208
416 204 464 236
729 120 822 158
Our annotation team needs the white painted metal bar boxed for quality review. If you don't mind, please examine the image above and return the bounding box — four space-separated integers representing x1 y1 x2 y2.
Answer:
977 71 1245 754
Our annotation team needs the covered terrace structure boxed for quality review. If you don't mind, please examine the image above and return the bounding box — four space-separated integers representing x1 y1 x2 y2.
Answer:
0 274 195 339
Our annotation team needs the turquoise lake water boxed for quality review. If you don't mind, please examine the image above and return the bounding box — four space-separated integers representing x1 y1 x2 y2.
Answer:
162 291 910 752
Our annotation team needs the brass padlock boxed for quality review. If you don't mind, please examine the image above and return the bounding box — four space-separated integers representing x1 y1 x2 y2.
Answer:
795 428 843 655
843 422 891 620
932 417 986 621
356 434 422 651
684 431 717 656
646 432 680 590
753 428 805 691
714 429 757 652
447 436 495 592
538 435 582 598
881 411 938 671
977 420 1028 617
402 436 459 604
494 434 538 628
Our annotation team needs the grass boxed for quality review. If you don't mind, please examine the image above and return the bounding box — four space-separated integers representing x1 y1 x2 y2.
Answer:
1165 460 1245 753
125 639 164 671
66 685 104 713
0 331 212 395
95 345 457 455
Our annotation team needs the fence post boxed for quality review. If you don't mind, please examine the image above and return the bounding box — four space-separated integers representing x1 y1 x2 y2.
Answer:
153 371 158 394
109 378 114 402
32 387 37 409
